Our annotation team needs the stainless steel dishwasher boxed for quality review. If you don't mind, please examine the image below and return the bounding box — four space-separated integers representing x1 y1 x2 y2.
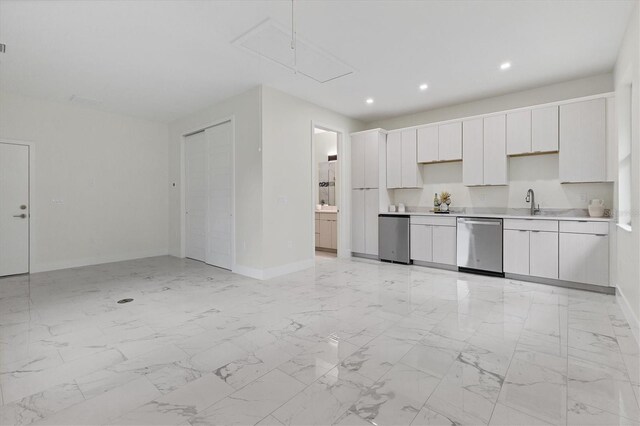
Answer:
456 217 503 275
378 214 410 264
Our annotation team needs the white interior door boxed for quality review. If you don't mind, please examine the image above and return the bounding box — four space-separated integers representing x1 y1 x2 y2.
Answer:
205 122 232 270
0 143 30 276
185 132 208 262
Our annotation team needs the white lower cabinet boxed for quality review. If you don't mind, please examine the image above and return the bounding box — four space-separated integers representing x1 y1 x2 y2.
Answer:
352 189 379 256
559 232 609 286
530 231 558 279
503 229 530 275
351 190 365 254
410 224 432 262
432 226 457 265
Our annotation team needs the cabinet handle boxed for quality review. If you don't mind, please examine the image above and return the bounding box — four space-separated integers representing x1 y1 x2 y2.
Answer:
531 230 540 233
595 234 607 237
519 230 527 232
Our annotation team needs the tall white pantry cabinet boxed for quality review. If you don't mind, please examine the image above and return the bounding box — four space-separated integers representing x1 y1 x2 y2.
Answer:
351 129 385 257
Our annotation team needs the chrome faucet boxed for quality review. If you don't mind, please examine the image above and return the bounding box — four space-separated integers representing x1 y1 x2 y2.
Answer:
526 189 540 215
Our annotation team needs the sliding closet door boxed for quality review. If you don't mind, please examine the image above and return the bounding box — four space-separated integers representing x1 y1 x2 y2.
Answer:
205 122 233 270
185 131 208 262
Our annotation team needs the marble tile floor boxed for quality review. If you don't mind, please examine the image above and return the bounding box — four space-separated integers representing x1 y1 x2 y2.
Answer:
0 255 638 425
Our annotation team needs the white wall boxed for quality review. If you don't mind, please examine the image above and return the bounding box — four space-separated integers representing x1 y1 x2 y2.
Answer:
0 92 169 272
614 3 640 335
167 87 263 273
261 86 364 270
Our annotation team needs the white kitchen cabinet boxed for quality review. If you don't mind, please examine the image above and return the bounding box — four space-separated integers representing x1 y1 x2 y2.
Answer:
463 118 484 186
352 131 379 189
506 110 531 156
483 114 508 185
439 122 462 161
559 98 606 183
410 224 432 262
351 190 365 254
432 225 456 265
417 126 438 163
351 134 365 189
386 132 402 188
401 129 421 188
532 105 558 153
559 232 608 286
364 189 379 255
530 231 558 279
504 229 530 275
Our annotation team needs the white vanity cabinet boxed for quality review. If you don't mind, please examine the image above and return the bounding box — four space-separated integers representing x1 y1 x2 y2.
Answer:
315 212 337 250
387 130 422 188
559 221 609 286
410 216 456 265
559 98 606 183
503 219 559 279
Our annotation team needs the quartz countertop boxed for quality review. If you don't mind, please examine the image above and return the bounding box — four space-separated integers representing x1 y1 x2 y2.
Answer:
381 207 612 222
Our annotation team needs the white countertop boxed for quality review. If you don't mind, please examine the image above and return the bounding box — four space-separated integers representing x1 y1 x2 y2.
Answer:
315 210 337 214
381 210 612 222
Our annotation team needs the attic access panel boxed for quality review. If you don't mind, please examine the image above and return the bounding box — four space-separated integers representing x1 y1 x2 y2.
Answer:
232 19 354 83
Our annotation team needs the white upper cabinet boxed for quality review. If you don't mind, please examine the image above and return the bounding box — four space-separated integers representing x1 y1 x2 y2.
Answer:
506 110 531 156
417 126 438 163
401 129 421 188
351 134 365 189
532 105 559 153
559 98 606 183
438 122 462 161
483 114 508 185
463 118 484 186
386 131 402 188
352 131 379 189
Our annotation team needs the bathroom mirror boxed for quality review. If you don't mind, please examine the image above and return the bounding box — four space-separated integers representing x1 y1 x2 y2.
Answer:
318 161 336 206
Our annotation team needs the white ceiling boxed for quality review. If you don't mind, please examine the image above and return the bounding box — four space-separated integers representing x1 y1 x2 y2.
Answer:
0 0 634 123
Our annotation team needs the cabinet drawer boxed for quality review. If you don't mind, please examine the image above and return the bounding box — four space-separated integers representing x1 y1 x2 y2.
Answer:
504 219 558 232
559 220 608 235
410 215 456 227
317 212 337 221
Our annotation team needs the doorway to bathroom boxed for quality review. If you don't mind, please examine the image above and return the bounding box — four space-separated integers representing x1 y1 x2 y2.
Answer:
313 126 339 258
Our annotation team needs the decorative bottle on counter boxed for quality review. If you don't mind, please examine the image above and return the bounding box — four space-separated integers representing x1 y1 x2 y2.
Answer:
433 193 439 210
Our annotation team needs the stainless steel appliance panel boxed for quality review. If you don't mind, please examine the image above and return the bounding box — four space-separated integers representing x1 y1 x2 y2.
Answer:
378 214 410 264
456 217 503 273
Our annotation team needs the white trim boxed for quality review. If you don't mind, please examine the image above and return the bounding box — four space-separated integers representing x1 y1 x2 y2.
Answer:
233 258 315 281
311 121 350 259
350 128 388 136
179 116 236 271
617 223 633 232
616 285 640 345
31 250 168 274
0 139 35 275
381 92 616 133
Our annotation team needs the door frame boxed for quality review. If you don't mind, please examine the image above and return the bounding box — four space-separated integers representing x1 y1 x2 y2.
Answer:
310 121 348 258
0 139 35 275
180 116 236 271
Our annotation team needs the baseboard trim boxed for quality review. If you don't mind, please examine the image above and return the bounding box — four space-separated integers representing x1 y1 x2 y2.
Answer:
505 273 615 294
351 252 379 260
31 250 169 274
412 260 457 271
616 286 640 344
233 258 315 281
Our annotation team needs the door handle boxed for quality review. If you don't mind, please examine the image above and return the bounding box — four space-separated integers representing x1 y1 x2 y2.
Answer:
13 214 26 219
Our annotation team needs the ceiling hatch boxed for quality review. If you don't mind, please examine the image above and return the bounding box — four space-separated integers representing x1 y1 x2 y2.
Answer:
232 19 354 83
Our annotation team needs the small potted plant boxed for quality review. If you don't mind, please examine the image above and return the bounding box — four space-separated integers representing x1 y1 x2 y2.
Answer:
439 191 451 212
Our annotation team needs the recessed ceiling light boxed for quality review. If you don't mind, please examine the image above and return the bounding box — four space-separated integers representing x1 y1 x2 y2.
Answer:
419 83 428 91
365 98 374 104
500 62 511 70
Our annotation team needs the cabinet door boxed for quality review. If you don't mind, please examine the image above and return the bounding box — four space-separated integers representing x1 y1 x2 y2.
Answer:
506 110 531 155
401 129 421 188
351 134 365 189
432 226 456 265
532 105 558 153
364 132 379 189
364 189 379 255
483 114 508 185
330 220 338 250
417 126 438 163
351 189 365 254
463 118 484 186
559 98 606 183
386 132 402 188
319 219 332 249
503 229 529 275
439 122 462 161
530 231 558 279
410 224 432 262
559 233 608 286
